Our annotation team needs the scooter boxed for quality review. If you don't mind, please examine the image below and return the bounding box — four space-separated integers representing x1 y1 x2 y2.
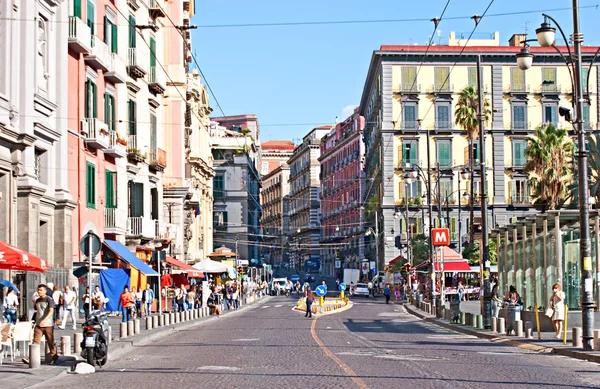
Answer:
80 310 109 367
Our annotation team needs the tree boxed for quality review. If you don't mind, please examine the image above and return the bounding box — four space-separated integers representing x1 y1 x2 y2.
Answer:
411 234 430 266
524 123 573 212
463 239 498 266
567 133 600 206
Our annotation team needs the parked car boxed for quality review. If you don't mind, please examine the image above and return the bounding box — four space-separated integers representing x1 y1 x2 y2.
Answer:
354 283 370 297
272 278 289 295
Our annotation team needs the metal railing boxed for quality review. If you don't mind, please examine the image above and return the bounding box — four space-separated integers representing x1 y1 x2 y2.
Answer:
68 16 91 47
105 208 126 229
127 216 142 235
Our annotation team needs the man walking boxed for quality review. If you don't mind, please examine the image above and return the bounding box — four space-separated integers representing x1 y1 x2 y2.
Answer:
142 284 154 318
59 285 77 330
304 286 314 318
24 284 58 365
384 284 391 304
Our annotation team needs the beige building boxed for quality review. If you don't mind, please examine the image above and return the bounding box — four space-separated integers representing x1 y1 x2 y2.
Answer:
359 31 599 266
261 164 290 266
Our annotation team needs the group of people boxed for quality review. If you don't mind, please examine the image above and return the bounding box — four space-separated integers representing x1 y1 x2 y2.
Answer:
118 285 155 322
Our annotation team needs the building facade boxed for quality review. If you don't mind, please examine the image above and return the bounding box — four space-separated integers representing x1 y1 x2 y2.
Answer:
0 0 75 292
319 109 366 278
359 32 599 268
288 127 330 272
211 120 262 263
261 164 290 267
260 140 295 175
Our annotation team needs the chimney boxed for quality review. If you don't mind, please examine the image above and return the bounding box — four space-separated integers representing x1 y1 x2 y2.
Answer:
508 33 528 47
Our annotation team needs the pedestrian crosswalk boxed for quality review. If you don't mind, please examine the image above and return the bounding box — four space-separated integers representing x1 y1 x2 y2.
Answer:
260 304 296 309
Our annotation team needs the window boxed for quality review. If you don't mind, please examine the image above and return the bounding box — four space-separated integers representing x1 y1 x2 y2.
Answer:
213 211 228 231
543 104 558 125
583 104 591 129
85 79 97 119
400 140 418 167
104 93 116 132
511 68 526 92
439 178 453 200
86 162 96 208
511 179 529 204
436 104 450 129
512 139 526 167
127 99 136 135
150 114 157 155
436 140 451 168
468 67 477 88
105 170 117 208
512 104 527 129
582 68 590 94
402 67 417 91
542 68 557 92
149 37 156 69
73 0 82 18
86 0 95 44
214 175 225 198
434 67 450 92
450 217 457 241
465 141 480 164
128 15 136 48
262 162 268 173
401 180 422 200
129 181 144 217
402 104 417 129
104 17 118 54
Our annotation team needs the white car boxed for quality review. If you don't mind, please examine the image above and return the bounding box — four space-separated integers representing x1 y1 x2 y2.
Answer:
353 283 370 297
272 278 289 294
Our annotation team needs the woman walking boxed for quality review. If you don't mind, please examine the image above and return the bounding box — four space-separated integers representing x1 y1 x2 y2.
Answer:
549 283 566 339
304 286 314 318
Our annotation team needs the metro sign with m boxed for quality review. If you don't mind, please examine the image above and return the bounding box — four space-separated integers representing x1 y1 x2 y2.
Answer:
432 228 450 246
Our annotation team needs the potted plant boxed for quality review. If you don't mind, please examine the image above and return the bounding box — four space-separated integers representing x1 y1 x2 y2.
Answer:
414 196 423 205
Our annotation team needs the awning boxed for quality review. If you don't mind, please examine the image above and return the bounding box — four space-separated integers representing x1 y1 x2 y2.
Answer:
388 255 405 266
434 260 473 272
166 256 204 278
434 246 463 261
104 240 158 276
0 240 47 272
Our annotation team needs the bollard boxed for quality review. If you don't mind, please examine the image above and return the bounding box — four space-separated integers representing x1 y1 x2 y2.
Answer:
498 317 506 334
41 340 50 363
127 320 134 337
169 312 175 324
525 321 533 339
460 312 466 325
186 310 191 321
158 314 164 327
491 317 497 333
573 327 583 348
174 312 180 323
477 315 483 329
152 315 159 328
515 320 524 337
593 329 600 351
134 319 141 334
120 322 127 339
108 325 112 344
29 343 41 369
74 333 82 353
192 309 196 320
146 317 153 330
60 336 71 356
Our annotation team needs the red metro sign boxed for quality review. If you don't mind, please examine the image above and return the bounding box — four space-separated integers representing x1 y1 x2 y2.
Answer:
431 228 450 246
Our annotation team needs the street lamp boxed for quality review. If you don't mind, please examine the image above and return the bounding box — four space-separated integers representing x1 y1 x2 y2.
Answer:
515 5 594 350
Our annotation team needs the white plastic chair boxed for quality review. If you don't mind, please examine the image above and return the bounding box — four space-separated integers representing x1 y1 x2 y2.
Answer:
0 323 14 364
12 321 33 357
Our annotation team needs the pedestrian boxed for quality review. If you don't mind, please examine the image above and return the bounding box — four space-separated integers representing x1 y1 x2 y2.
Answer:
549 283 566 339
51 284 62 327
92 285 104 311
491 278 502 318
367 281 373 297
231 285 239 309
187 287 196 312
82 287 91 320
23 284 59 365
180 284 188 311
207 292 221 316
349 282 355 296
3 287 18 324
304 286 314 318
118 286 133 322
395 285 401 301
384 284 391 304
457 279 465 302
142 284 154 318
59 285 77 330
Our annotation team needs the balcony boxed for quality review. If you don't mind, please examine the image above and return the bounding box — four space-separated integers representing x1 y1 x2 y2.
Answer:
393 83 421 94
126 216 156 239
395 159 420 170
510 194 531 206
105 53 127 84
85 37 110 71
68 16 92 54
504 84 530 94
81 118 110 150
104 208 127 235
127 47 148 79
149 147 167 172
127 135 146 163
148 0 166 19
148 66 166 95
104 130 127 158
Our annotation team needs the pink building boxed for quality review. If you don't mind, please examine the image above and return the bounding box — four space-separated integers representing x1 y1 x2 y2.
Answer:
260 140 295 175
319 108 366 277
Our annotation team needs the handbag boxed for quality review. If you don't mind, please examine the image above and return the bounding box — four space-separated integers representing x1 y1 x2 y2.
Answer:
545 307 554 318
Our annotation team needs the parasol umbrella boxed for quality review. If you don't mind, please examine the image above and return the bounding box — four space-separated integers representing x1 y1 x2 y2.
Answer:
0 279 19 293
0 240 47 272
192 259 232 273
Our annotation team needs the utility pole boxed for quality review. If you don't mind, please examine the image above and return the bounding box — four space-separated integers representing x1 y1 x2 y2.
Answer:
477 54 492 329
375 210 379 281
424 119 435 312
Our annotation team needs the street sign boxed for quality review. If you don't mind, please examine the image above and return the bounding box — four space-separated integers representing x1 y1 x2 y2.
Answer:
361 262 369 274
432 228 450 246
79 231 101 257
338 283 346 291
334 260 341 269
315 285 327 297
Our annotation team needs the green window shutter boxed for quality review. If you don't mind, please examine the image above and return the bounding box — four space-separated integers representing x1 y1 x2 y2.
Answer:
150 114 157 151
104 93 109 128
129 16 136 48
92 82 97 118
86 162 95 208
111 21 118 54
111 95 116 132
468 67 477 88
583 105 590 129
402 67 416 90
450 217 457 234
74 0 82 18
105 170 114 209
223 212 228 227
132 182 144 217
86 1 94 36
104 16 109 44
150 38 156 67
401 218 407 234
84 80 90 118
512 68 525 91
582 68 589 93
416 217 423 234
435 67 449 91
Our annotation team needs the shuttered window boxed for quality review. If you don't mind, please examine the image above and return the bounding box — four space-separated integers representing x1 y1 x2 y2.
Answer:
437 140 451 168
434 67 450 92
85 79 97 119
128 15 136 48
468 67 477 88
403 104 417 129
104 17 118 54
511 68 526 92
214 175 224 198
104 93 116 132
73 0 82 18
86 162 96 208
105 170 117 208
542 68 557 92
402 67 417 91
127 100 137 135
129 181 144 217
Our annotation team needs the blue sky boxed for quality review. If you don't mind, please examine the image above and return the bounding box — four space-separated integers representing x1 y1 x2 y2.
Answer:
191 0 600 141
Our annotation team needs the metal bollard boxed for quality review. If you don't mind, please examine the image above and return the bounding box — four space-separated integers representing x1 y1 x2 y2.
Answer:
146 317 153 330
29 343 41 369
477 315 483 329
120 322 127 338
498 317 506 334
127 320 134 337
60 336 71 356
152 315 159 328
524 321 533 338
159 314 164 326
41 340 50 363
593 329 600 351
491 317 497 333
169 312 175 324
174 312 180 323
460 312 466 325
573 327 583 348
134 319 141 334
73 333 82 353
108 325 112 344
515 320 524 337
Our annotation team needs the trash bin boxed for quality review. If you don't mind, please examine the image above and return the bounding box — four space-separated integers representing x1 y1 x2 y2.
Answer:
450 300 461 323
505 304 521 335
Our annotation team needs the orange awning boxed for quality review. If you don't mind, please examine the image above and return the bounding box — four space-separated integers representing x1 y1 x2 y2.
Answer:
165 256 204 278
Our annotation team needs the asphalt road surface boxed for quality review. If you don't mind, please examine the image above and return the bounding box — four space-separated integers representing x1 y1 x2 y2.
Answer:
37 296 600 389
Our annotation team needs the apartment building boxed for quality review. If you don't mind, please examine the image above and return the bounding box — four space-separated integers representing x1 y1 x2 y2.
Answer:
319 109 366 278
260 140 295 175
359 31 599 267
261 164 290 267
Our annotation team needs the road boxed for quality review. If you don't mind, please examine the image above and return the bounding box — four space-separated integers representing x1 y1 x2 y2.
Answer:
37 296 600 389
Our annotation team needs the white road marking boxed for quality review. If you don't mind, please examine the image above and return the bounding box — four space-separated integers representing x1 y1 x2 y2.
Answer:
377 312 404 317
363 326 383 329
232 338 260 342
197 366 240 371
262 306 270 309
275 304 283 308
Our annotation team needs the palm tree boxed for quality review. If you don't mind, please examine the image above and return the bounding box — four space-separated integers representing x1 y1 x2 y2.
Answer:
567 133 600 206
524 123 573 212
454 86 491 244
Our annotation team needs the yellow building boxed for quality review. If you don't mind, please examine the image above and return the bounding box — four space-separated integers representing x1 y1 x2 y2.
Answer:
359 31 599 267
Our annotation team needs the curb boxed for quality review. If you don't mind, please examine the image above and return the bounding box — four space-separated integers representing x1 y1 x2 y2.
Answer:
403 303 600 363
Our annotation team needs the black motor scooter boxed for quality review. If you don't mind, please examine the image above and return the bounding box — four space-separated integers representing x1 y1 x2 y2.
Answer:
80 310 109 367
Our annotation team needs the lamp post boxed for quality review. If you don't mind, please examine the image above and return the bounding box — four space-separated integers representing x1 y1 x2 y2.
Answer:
365 210 379 282
515 3 594 350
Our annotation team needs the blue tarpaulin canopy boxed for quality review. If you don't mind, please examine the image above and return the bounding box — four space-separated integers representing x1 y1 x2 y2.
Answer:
99 269 130 312
103 240 158 276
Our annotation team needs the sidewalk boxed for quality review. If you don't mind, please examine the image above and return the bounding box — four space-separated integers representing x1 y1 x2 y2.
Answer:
0 294 271 389
404 301 600 364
